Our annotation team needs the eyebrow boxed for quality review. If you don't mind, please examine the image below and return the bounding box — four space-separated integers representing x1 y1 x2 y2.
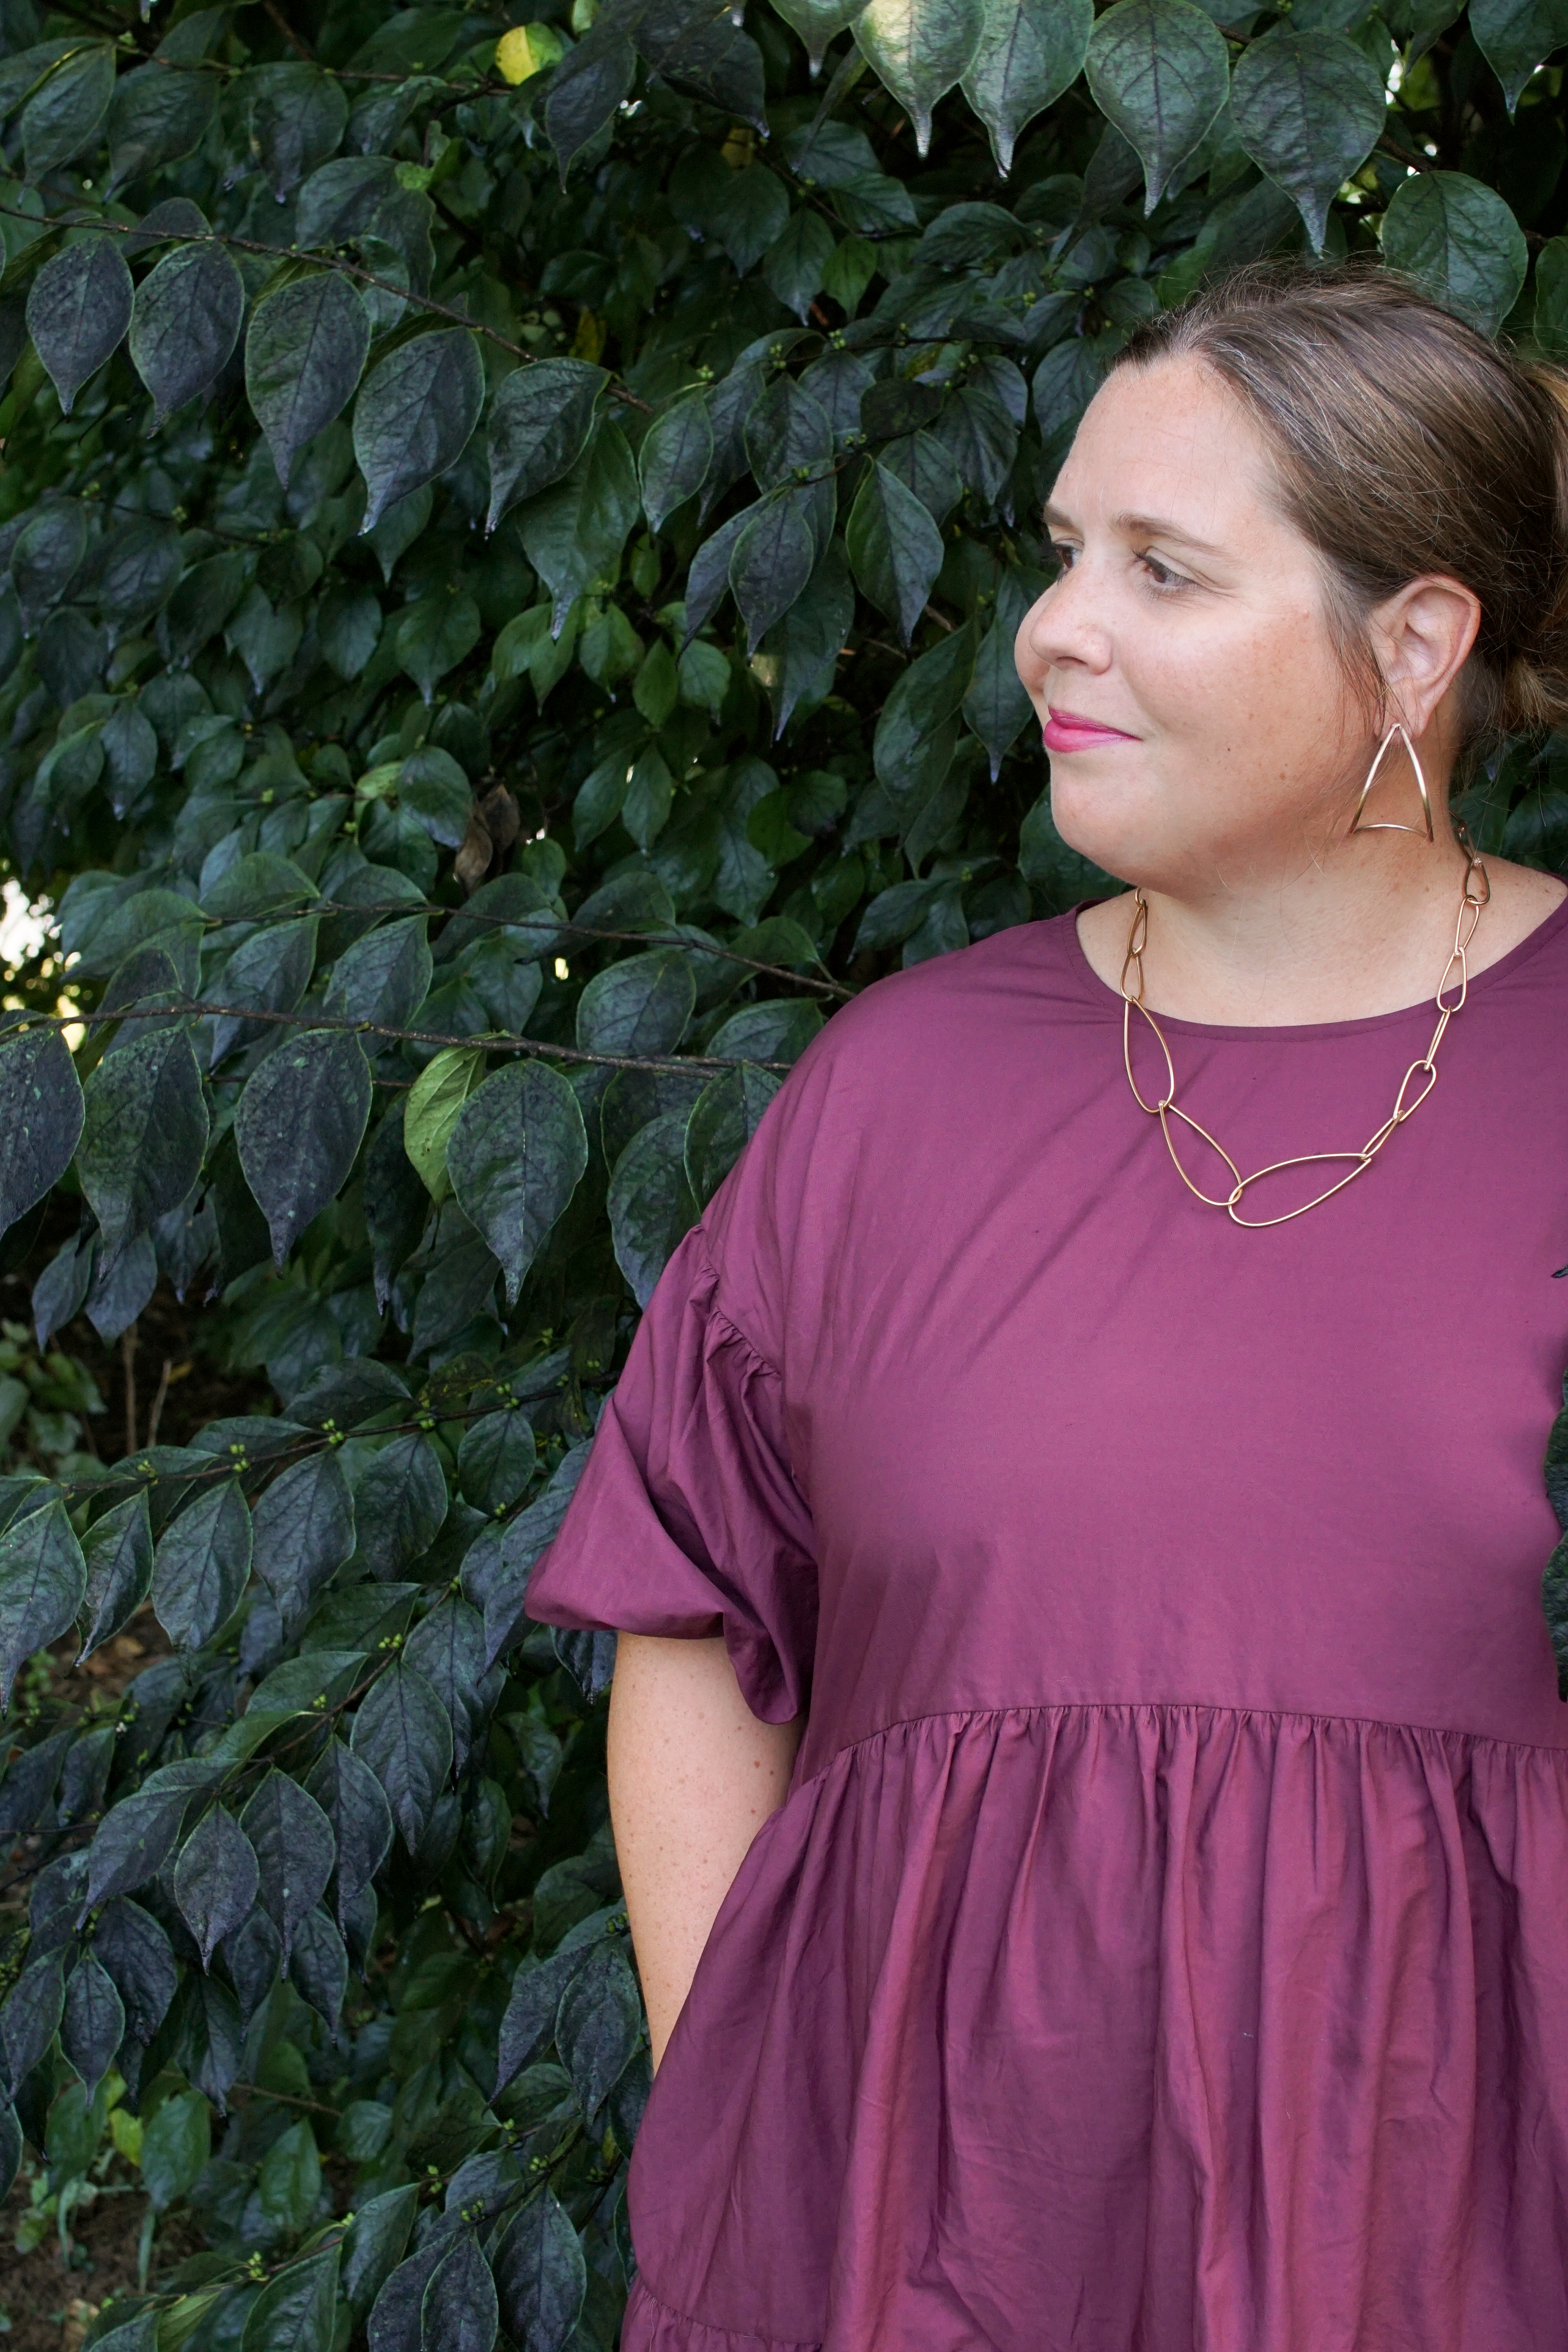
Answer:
1042 503 1226 557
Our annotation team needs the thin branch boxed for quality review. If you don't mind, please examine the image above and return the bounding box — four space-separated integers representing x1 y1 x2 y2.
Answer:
257 0 314 61
65 996 799 1076
145 1356 174 1448
120 1322 138 1457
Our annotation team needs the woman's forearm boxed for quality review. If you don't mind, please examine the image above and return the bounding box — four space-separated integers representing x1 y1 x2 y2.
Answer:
607 1630 802 2070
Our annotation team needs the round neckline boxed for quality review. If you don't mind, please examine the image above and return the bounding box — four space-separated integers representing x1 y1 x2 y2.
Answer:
1057 886 1568 1042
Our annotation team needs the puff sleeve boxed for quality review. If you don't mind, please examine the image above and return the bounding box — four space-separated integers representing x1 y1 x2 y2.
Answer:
523 1218 818 1725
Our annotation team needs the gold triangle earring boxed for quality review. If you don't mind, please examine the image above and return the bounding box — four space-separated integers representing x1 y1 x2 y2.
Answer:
1349 719 1435 843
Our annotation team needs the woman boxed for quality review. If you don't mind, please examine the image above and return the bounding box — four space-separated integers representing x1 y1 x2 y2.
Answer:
524 263 1568 2350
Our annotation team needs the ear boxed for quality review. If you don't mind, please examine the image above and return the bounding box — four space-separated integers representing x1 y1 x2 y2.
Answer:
1369 574 1482 736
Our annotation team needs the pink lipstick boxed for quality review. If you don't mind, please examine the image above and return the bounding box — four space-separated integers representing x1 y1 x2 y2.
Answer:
1043 707 1137 753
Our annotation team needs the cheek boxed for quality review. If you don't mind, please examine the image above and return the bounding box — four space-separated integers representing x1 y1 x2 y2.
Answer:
1133 603 1338 747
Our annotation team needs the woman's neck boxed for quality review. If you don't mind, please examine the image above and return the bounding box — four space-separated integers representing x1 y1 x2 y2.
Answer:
1073 830 1568 1027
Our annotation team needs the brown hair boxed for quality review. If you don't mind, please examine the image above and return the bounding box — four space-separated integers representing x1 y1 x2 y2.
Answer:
1112 260 1568 749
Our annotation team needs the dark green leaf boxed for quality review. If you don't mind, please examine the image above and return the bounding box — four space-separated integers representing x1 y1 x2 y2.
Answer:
556 1939 641 2117
369 2242 449 2352
486 359 606 532
490 2189 586 2352
348 1431 449 1579
457 1407 537 1516
518 423 641 632
846 460 945 644
446 1061 589 1307
422 2230 497 2352
22 43 113 179
350 1659 453 1852
76 1490 153 1663
58 1950 122 2098
236 1029 373 1265
252 1450 355 1635
290 1905 348 2034
318 583 382 680
0 1027 82 1242
129 241 246 421
140 2087 209 2211
344 2187 418 2321
240 1768 336 1972
0 1951 64 2093
83 1779 195 1909
246 271 372 491
242 2244 339 2352
405 1597 488 1778
1380 171 1528 335
174 1803 259 1969
396 592 482 704
258 2115 323 2235
756 535 854 739
963 0 1094 174
105 58 217 194
638 391 714 530
607 1111 699 1308
546 32 637 183
304 1737 393 1925
91 1899 177 2045
0 1500 86 1712
731 489 818 652
151 1474 252 1650
354 329 485 534
1470 0 1568 113
78 1027 207 1265
325 914 432 1032
244 63 349 200
684 1062 781 1205
25 238 132 415
11 501 86 634
1085 0 1229 212
854 0 986 152
1229 26 1386 252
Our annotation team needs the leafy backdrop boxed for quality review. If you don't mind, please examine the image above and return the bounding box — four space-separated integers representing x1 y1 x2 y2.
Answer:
0 0 1565 2344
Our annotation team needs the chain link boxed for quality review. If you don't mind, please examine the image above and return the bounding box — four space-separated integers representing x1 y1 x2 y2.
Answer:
1118 827 1491 1230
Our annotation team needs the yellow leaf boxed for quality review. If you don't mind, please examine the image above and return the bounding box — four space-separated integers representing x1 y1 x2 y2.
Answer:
110 2107 143 2165
496 23 565 83
404 1045 487 1200
571 308 607 363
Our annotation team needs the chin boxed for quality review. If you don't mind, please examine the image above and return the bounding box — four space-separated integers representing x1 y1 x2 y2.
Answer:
1046 770 1162 885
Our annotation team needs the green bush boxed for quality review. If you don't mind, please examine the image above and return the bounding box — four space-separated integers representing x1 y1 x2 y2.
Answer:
0 0 1565 2345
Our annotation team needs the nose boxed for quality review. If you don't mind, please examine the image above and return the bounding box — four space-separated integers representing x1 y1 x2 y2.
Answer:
1014 562 1113 694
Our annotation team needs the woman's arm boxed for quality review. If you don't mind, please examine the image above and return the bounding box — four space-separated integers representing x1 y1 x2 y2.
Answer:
607 1630 802 2070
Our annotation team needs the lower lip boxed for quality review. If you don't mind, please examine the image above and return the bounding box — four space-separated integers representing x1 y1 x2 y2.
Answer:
1043 717 1137 753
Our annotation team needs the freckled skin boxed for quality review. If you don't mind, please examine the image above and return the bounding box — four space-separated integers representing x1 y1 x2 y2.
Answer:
1012 356 1565 1026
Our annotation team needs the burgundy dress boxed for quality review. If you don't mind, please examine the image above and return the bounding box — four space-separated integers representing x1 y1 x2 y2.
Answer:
524 900 1568 2352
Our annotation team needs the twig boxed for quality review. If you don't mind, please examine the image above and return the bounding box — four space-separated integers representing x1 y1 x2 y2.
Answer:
145 1357 174 1449
44 996 799 1076
120 1323 137 1457
258 0 315 61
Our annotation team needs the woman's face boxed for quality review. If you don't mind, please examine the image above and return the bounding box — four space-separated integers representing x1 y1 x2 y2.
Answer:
1013 356 1372 892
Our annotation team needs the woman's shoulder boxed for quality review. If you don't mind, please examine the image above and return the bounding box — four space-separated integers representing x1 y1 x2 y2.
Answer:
695 909 1105 1284
788 904 1110 1087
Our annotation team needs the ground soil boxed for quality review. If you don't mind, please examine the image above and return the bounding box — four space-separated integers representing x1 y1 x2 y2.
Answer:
0 2175 204 2352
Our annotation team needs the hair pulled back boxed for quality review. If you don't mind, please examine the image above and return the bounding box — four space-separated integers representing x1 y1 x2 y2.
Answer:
1113 261 1568 746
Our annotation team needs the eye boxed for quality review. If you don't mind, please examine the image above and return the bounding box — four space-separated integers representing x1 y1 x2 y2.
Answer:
1137 549 1193 592
1049 540 1079 570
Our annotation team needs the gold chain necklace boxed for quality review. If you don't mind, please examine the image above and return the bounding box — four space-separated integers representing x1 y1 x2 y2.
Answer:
1118 827 1491 1230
